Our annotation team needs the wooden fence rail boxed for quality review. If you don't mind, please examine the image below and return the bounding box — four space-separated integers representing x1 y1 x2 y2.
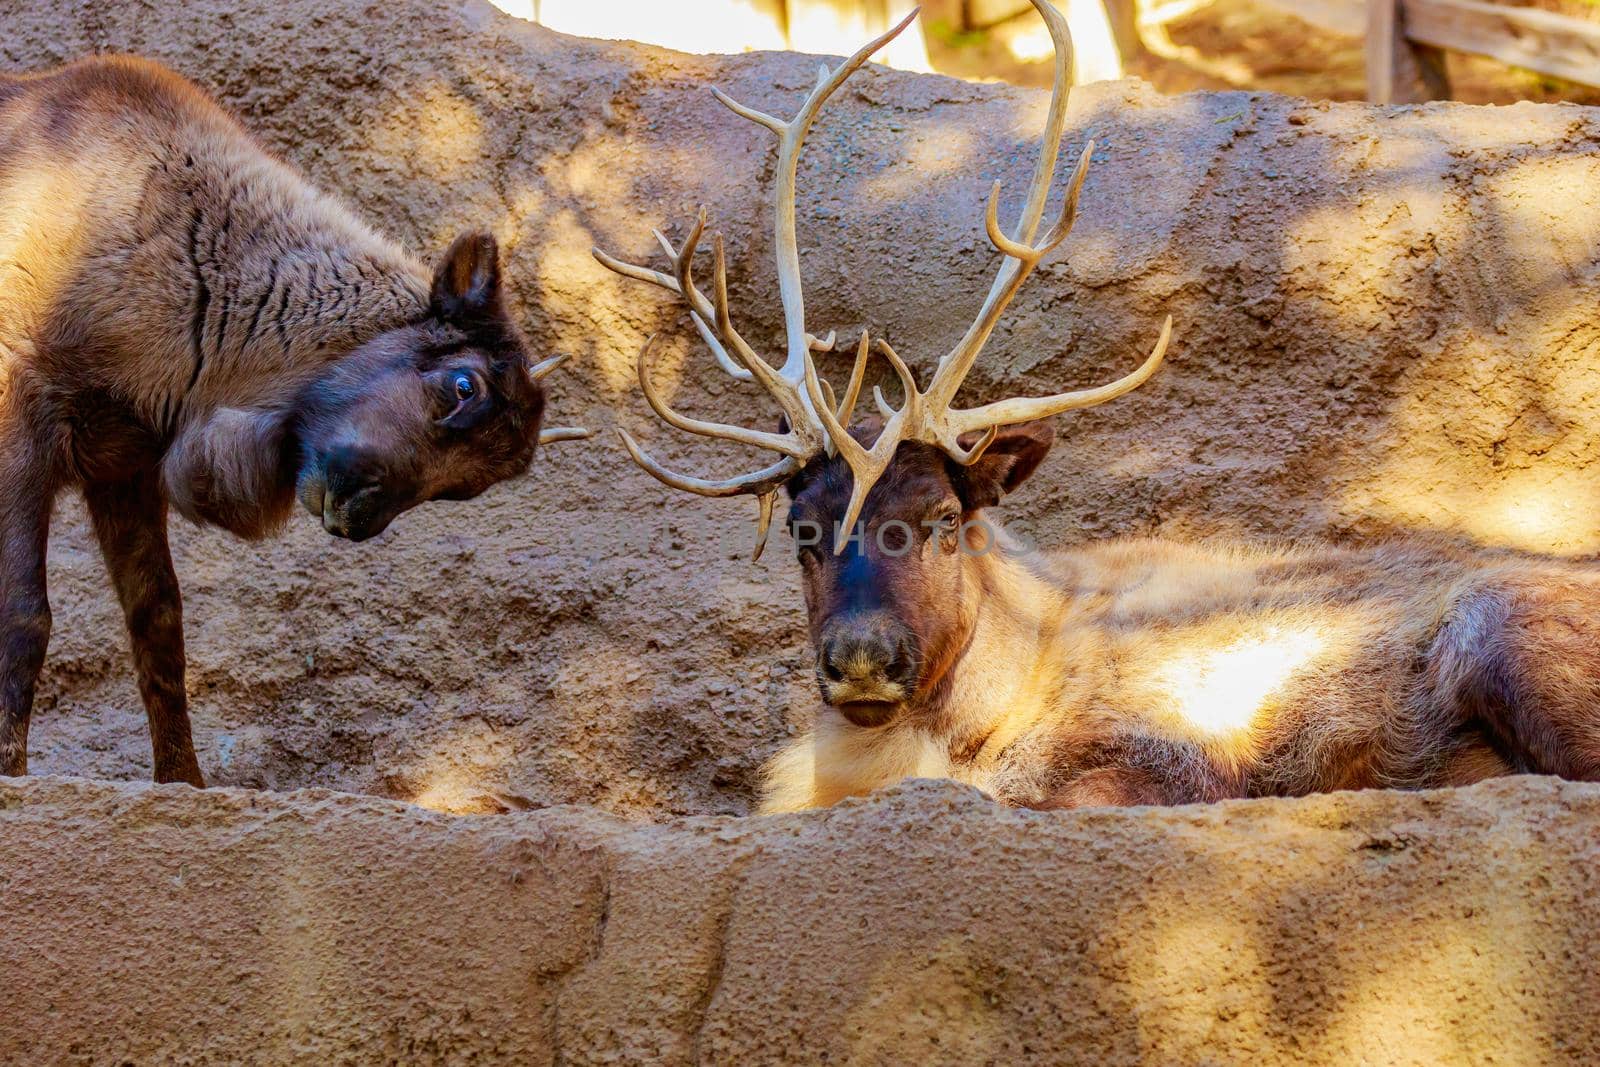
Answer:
1255 0 1600 102
981 0 1600 103
1379 0 1600 100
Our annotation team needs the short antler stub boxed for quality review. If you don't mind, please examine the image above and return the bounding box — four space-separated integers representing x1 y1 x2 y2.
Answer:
527 353 592 445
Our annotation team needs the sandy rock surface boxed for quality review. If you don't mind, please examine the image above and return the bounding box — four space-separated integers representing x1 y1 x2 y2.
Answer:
3 0 1600 814
1 773 1596 1064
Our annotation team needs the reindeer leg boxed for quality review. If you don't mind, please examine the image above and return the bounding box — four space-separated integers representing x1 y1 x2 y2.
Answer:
1034 767 1175 810
1029 734 1240 810
1426 580 1600 783
84 474 204 787
0 433 53 778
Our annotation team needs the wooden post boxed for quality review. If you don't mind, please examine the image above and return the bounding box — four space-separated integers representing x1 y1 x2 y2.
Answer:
1367 0 1451 103
1104 0 1142 60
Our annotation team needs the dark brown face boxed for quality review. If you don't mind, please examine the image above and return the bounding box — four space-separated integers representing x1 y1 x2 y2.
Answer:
294 231 546 541
784 419 1056 727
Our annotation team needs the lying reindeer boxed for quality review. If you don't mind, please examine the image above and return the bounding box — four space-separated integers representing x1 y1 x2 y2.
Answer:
0 56 585 786
598 2 1600 812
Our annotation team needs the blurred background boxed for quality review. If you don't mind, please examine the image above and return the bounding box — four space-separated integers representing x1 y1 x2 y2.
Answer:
494 0 1600 104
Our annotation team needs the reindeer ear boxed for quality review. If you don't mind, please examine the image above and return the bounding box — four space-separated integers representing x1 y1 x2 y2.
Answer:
951 420 1055 510
431 230 502 320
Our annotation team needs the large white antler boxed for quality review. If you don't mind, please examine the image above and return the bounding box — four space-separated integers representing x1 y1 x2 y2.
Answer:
593 9 918 558
599 0 1171 558
801 0 1172 550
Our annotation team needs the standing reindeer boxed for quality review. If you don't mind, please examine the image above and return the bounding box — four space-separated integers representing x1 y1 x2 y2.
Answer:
597 2 1600 812
0 56 586 786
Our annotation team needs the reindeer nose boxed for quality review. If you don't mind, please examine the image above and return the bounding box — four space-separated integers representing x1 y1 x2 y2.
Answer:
317 445 391 541
820 627 916 689
323 445 377 496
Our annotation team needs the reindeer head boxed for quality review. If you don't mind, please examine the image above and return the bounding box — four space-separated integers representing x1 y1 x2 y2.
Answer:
295 231 588 541
781 419 1054 723
595 1 1169 724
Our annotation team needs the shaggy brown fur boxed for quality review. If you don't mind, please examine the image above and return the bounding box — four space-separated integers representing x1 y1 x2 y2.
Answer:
760 420 1600 812
0 56 553 785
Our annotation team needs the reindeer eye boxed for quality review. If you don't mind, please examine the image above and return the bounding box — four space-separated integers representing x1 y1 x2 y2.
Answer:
453 373 477 401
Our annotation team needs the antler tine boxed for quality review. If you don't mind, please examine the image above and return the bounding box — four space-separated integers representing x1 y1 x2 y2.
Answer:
984 140 1092 263
873 340 923 423
922 0 1075 414
593 214 758 384
616 428 801 498
714 6 921 382
528 353 570 381
539 426 593 444
700 233 756 383
818 330 872 459
752 491 778 562
709 90 786 135
670 212 758 384
591 246 680 295
634 334 814 458
835 331 872 427
687 305 748 385
949 314 1172 434
668 211 711 318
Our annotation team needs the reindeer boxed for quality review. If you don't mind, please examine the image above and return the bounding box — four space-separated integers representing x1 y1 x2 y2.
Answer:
0 55 586 786
597 2 1600 813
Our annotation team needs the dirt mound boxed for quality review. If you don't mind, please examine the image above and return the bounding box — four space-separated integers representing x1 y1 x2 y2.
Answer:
4 0 1600 815
4 773 1598 1063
